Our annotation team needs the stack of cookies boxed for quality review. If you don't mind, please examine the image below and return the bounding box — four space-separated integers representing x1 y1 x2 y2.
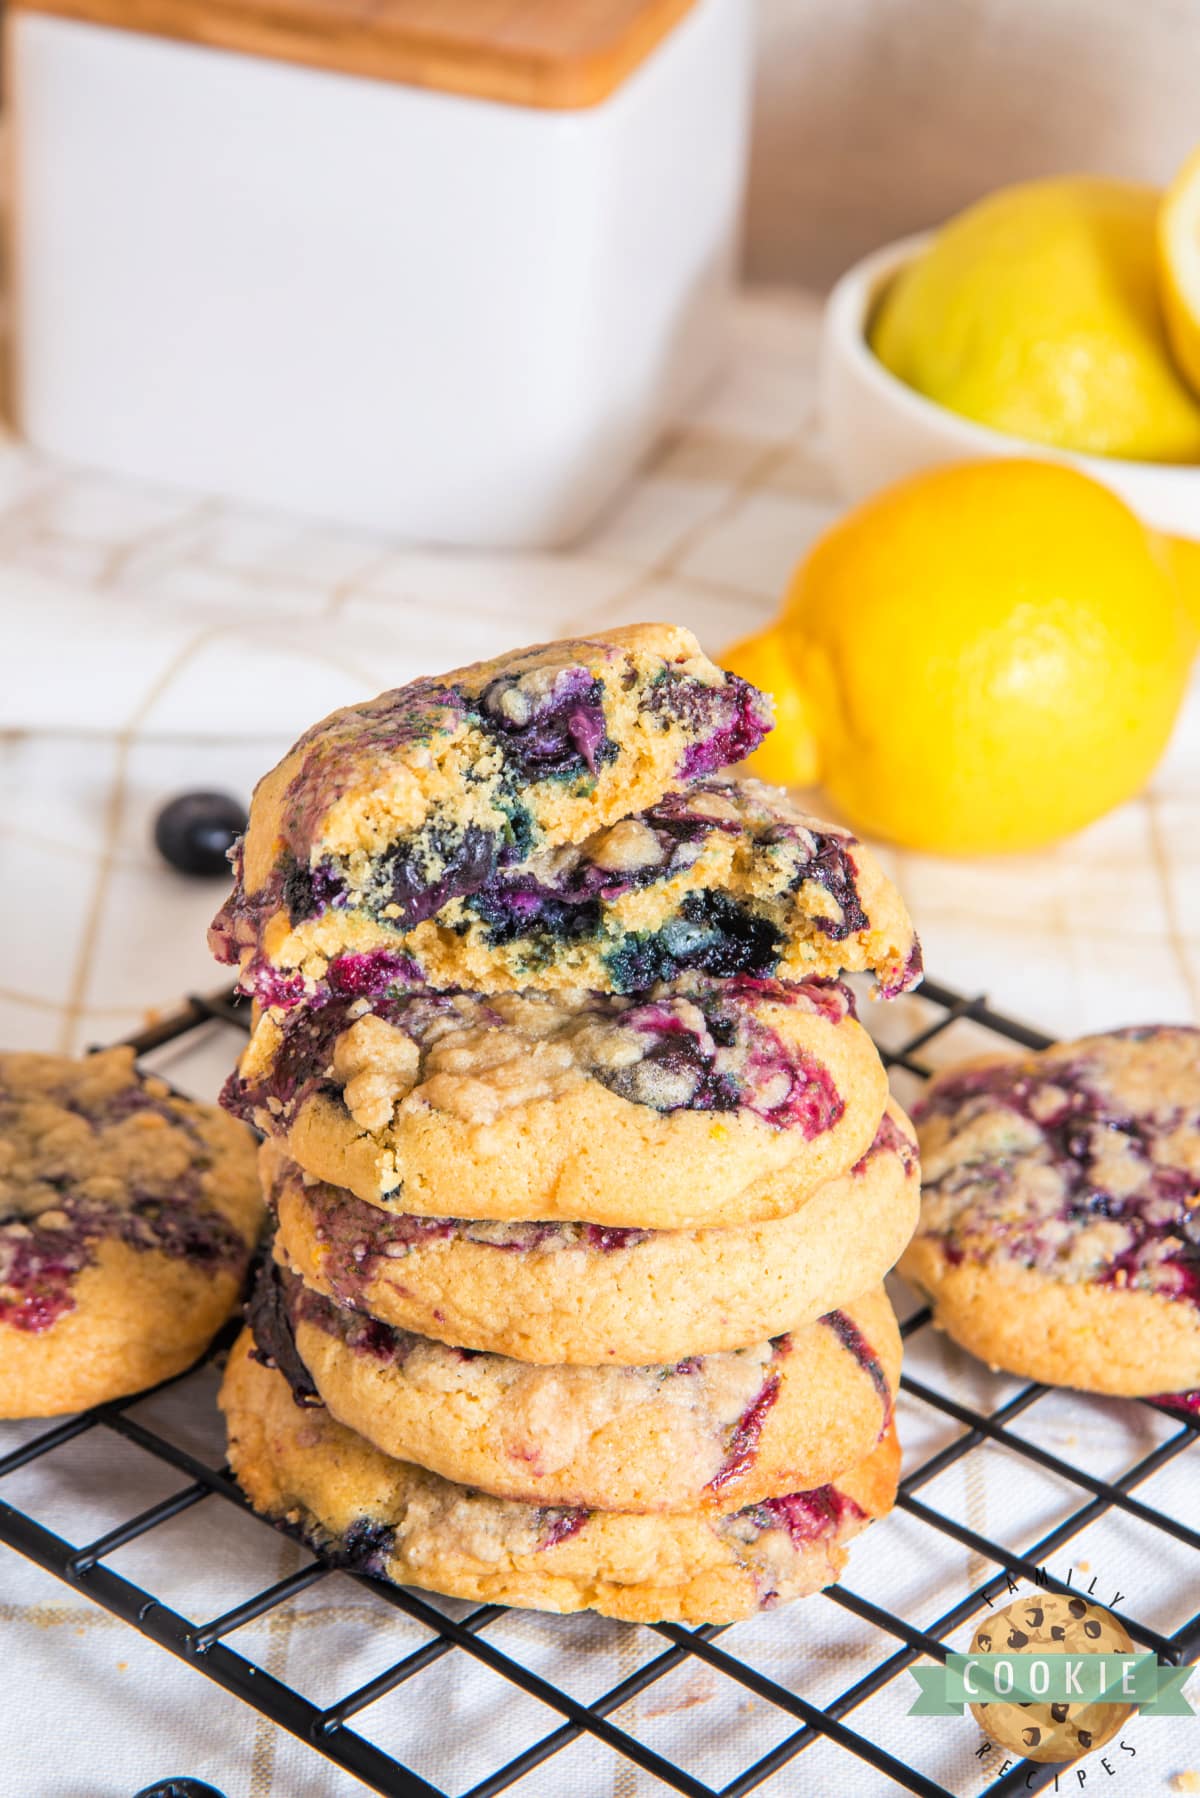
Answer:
213 626 924 1624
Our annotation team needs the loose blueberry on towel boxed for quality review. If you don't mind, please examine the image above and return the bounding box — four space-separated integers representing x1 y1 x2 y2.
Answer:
154 791 248 877
133 1783 229 1798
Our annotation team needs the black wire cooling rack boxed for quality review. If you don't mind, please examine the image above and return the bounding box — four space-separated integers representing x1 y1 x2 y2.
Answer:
0 977 1196 1798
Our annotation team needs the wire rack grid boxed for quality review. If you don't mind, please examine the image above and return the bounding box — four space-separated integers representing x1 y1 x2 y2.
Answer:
0 976 1196 1798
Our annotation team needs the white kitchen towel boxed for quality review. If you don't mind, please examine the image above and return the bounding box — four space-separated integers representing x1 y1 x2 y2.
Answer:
1 989 1197 1798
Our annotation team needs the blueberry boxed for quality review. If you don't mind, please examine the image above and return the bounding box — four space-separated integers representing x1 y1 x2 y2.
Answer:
153 791 247 877
341 1516 397 1576
133 1783 228 1798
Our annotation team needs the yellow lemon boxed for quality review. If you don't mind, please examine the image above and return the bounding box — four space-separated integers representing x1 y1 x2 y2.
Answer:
1151 530 1200 643
871 177 1200 462
722 625 819 787
731 461 1192 855
1160 143 1200 399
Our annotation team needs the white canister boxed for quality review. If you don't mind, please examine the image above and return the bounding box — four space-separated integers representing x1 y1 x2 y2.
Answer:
7 0 751 547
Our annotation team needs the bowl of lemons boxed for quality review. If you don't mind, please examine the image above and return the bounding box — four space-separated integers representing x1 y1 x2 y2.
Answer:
821 166 1200 553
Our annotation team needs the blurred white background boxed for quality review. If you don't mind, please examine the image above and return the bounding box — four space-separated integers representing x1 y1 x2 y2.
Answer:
746 0 1200 284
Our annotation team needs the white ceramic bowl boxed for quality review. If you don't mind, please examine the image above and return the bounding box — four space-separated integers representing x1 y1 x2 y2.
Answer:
820 232 1200 542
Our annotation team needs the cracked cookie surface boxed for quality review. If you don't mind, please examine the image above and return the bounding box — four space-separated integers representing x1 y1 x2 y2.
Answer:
0 1048 261 1416
900 1027 1200 1395
268 1101 920 1365
250 1259 900 1513
222 1332 899 1624
227 973 888 1228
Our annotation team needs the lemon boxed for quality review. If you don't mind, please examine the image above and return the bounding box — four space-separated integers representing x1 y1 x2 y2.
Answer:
871 177 1200 463
722 626 819 787
1151 530 1200 642
1159 144 1200 398
730 461 1192 855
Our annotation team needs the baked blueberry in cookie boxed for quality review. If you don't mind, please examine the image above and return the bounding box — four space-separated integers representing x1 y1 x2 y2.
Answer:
221 1332 901 1624
900 1026 1200 1395
0 1048 261 1416
217 768 921 1008
246 1256 901 1513
210 625 773 1008
226 972 889 1227
451 776 921 997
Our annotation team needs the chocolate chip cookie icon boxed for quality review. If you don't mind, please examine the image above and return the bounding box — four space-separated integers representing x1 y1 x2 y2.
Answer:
970 1594 1135 1763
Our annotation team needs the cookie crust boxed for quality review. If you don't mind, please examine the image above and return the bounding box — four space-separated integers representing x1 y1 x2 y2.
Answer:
256 1263 901 1513
270 1102 920 1365
900 1239 1200 1394
221 1333 900 1624
232 975 888 1228
2 1239 250 1416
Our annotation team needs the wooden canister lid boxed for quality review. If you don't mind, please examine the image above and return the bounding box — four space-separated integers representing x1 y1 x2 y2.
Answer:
9 0 701 107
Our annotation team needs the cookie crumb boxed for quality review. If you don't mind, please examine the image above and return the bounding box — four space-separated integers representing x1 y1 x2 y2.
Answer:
1168 1774 1200 1794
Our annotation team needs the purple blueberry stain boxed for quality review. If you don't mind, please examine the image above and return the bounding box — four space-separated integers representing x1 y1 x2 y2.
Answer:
238 653 666 962
536 1507 590 1551
248 1256 322 1406
581 1224 652 1252
215 740 920 1018
291 1177 655 1308
707 1371 783 1494
283 857 349 925
879 939 925 999
1148 1390 1200 1419
298 1185 458 1306
0 1222 86 1334
787 832 869 941
378 824 501 930
231 972 855 1150
340 1516 397 1578
0 1185 248 1336
821 1309 892 1417
325 951 423 1000
648 670 773 777
851 1112 918 1178
0 1074 249 1336
463 803 716 952
744 1485 866 1549
917 1029 1200 1309
251 1258 428 1410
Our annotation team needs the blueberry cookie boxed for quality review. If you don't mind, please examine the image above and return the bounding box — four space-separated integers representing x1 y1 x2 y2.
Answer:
221 1332 900 1624
217 774 921 1011
899 1027 1200 1395
210 625 772 1008
267 1102 920 1364
227 974 887 1229
251 1259 900 1513
0 1049 261 1417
